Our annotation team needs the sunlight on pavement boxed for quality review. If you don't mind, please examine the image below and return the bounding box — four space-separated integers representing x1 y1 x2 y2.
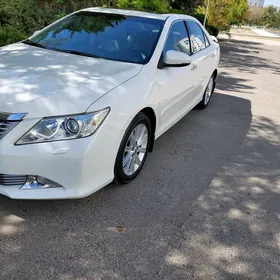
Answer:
165 250 190 266
0 214 25 236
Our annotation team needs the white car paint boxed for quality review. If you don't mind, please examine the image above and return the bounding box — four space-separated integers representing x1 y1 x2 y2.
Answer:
0 8 220 199
0 43 142 118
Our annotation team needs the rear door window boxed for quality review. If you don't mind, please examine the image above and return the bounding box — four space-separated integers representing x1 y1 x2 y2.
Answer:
163 21 191 56
186 21 207 54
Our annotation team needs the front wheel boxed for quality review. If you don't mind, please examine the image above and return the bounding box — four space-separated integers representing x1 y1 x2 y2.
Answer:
198 75 215 109
114 113 152 185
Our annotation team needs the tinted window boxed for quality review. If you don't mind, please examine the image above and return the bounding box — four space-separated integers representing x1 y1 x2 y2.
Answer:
204 33 210 47
187 21 207 53
163 21 191 56
25 12 164 64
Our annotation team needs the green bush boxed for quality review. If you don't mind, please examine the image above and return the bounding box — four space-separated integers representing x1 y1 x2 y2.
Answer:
0 25 26 46
192 11 219 37
169 8 184 14
206 25 219 37
118 0 169 13
0 0 219 47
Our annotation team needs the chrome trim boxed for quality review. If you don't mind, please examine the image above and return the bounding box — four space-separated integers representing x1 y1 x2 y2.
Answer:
0 173 28 186
0 112 27 140
0 112 27 121
20 176 63 190
0 173 63 189
20 176 45 190
0 120 19 140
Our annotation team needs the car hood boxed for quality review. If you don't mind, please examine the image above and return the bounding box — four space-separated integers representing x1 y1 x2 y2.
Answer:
0 43 142 119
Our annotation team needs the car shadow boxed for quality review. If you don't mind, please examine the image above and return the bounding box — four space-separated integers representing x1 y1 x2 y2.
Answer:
156 115 280 280
0 91 253 279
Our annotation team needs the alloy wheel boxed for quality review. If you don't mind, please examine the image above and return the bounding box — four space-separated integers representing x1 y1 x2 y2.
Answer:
122 124 148 176
204 77 214 106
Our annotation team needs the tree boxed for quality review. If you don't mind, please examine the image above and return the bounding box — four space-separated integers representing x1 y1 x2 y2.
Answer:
117 0 169 12
169 0 197 14
230 0 249 26
247 6 265 26
195 0 249 33
245 5 280 28
264 5 280 28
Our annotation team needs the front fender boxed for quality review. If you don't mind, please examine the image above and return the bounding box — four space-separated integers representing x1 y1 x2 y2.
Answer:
86 70 158 134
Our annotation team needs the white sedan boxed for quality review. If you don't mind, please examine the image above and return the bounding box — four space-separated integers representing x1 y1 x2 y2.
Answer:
0 8 220 199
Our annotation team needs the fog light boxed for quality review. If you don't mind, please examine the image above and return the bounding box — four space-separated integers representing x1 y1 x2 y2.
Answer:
20 175 63 190
37 176 49 185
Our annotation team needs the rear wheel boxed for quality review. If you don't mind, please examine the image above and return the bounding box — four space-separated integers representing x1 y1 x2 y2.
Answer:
114 113 152 184
198 74 215 109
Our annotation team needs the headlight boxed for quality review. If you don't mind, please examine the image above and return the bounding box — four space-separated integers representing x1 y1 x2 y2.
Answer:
16 108 110 145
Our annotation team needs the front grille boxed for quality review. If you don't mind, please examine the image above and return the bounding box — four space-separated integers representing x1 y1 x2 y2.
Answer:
0 120 19 140
0 174 27 186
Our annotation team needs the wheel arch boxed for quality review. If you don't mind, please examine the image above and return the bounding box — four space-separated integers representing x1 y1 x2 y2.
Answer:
140 107 156 152
213 69 218 81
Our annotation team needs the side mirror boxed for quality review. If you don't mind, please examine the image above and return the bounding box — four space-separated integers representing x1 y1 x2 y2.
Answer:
211 36 218 43
158 50 192 69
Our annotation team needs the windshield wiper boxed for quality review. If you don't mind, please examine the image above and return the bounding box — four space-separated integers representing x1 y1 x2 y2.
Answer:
22 39 47 49
22 40 101 59
55 49 101 59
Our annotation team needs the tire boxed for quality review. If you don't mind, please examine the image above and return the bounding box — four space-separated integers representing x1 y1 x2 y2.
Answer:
114 112 152 185
198 74 216 109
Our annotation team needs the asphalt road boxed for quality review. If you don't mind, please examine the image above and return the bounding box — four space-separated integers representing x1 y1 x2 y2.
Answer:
1 39 280 280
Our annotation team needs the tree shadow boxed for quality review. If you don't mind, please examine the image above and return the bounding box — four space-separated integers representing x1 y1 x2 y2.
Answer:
0 92 253 280
0 43 140 116
219 39 280 75
217 71 255 94
156 39 280 280
158 115 280 280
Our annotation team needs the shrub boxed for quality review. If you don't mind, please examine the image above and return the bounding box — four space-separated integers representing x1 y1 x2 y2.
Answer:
118 0 169 13
0 25 26 46
192 8 220 37
169 8 184 14
206 25 219 36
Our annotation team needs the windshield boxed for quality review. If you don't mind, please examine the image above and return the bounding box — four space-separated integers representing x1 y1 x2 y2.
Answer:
24 12 165 64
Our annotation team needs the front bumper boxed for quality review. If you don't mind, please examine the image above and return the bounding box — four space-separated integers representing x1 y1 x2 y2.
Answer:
0 118 122 199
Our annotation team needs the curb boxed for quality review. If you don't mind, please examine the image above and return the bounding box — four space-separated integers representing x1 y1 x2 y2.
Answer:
220 33 280 41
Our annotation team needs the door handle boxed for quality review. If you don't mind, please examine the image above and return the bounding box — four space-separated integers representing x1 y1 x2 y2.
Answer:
191 63 197 71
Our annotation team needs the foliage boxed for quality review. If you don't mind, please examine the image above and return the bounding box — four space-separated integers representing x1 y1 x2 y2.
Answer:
0 25 25 46
206 25 219 36
1 0 271 47
45 12 125 40
246 5 280 29
117 0 197 13
230 0 249 26
264 5 280 28
169 0 196 14
208 0 248 31
0 0 105 45
117 0 169 12
194 0 248 33
193 6 219 36
1 0 55 35
247 6 265 26
169 8 184 14
193 5 205 23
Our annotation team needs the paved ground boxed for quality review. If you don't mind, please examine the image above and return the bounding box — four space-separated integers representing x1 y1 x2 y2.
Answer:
219 34 280 45
1 39 280 280
252 28 279 38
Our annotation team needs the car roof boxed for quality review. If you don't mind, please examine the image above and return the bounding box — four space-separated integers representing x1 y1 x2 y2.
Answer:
81 7 194 21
